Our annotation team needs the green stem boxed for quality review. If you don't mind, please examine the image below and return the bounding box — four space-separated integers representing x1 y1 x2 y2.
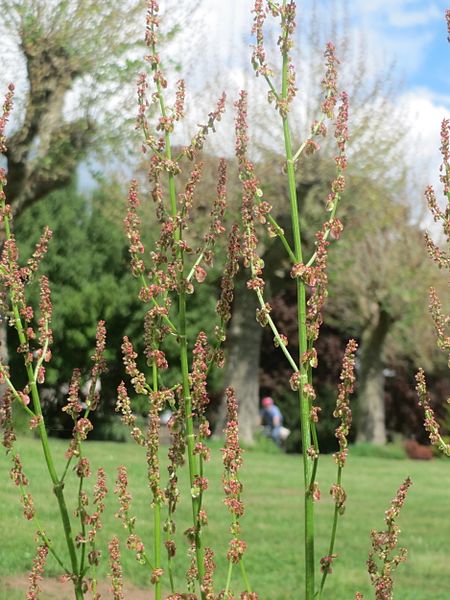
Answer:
318 467 342 597
152 362 162 600
224 559 234 595
264 211 296 262
255 285 299 372
239 557 252 594
305 194 341 268
138 272 178 335
280 11 315 595
1 203 82 597
0 365 36 418
179 292 205 591
150 33 206 593
13 305 81 592
187 251 205 283
78 475 87 576
16 483 71 575
292 111 327 164
153 501 162 600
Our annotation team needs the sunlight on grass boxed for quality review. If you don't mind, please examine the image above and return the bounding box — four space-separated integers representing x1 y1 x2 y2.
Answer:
0 438 449 599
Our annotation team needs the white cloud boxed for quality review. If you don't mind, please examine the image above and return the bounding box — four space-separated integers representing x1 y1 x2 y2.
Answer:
399 89 449 191
389 5 441 28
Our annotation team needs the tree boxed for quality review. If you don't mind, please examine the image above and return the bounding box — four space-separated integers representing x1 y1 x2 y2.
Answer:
1 0 149 215
326 174 446 444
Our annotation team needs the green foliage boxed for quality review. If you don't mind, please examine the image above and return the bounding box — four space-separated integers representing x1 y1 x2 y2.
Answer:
349 442 407 460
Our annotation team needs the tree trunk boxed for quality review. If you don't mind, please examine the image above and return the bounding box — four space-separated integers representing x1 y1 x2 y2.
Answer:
356 307 392 444
215 268 262 444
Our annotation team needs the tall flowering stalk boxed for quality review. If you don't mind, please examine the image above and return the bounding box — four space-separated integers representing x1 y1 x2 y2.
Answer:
240 2 351 597
356 478 412 600
119 1 247 598
222 386 255 598
416 12 450 455
0 85 108 599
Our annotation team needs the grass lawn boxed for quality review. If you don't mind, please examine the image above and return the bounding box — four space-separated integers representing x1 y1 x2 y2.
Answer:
0 437 449 599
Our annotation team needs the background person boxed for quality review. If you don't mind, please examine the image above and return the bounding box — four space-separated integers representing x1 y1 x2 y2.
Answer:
260 396 286 446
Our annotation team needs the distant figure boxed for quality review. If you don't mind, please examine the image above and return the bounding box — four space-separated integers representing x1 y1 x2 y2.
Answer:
260 396 289 446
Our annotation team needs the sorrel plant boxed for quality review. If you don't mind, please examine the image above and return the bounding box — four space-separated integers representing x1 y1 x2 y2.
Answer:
117 1 254 598
0 1 426 599
0 86 108 599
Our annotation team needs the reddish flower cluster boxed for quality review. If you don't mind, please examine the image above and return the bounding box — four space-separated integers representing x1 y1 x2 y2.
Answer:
333 339 358 467
109 536 124 600
146 390 165 503
151 567 164 584
144 305 170 364
37 275 53 362
27 228 53 282
10 454 35 520
222 387 249 570
447 9 450 42
326 93 349 211
227 538 247 565
215 224 240 330
116 381 145 445
145 1 166 88
201 159 228 265
0 83 14 153
320 553 337 574
191 331 210 417
183 93 226 160
185 540 199 592
251 1 272 78
90 320 107 381
440 117 449 195
121 336 148 396
179 163 203 225
367 478 412 600
235 91 266 292
256 302 272 327
85 468 108 544
428 287 450 360
124 180 145 277
164 406 186 560
76 456 91 479
63 369 82 420
415 369 450 455
321 43 340 118
114 466 148 564
27 543 49 600
202 546 216 599
277 3 297 116
114 465 134 529
0 389 15 450
306 228 330 342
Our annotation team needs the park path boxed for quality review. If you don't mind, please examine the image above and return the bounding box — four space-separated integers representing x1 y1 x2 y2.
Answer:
1 575 154 599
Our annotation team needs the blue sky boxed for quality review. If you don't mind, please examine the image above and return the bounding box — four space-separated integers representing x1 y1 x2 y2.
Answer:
349 0 449 105
195 0 449 191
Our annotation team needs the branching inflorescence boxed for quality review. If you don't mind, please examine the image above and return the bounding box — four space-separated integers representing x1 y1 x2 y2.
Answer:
242 2 359 597
117 1 252 598
0 84 109 599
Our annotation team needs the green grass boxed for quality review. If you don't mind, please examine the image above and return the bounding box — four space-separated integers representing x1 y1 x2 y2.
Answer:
1 437 449 599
